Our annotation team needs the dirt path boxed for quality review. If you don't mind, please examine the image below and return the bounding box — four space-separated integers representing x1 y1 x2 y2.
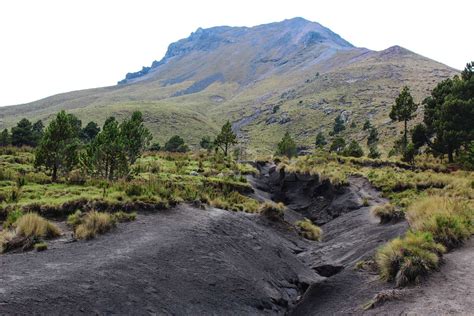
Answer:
370 238 474 315
0 206 319 315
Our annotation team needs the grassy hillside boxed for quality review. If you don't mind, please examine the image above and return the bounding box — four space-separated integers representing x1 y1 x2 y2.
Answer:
0 18 457 154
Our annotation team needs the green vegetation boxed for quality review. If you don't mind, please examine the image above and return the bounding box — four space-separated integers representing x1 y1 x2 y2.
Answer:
113 211 137 222
332 114 346 134
375 231 445 287
390 86 418 152
372 203 404 224
74 211 116 240
276 132 297 158
164 135 189 152
315 132 327 149
295 219 322 241
214 121 237 156
34 242 48 252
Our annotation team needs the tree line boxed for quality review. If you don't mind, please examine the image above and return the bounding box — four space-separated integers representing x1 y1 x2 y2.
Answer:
274 61 474 167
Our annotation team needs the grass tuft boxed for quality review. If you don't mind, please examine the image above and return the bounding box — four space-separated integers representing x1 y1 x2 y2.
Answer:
295 218 322 241
15 213 61 239
372 203 404 224
259 201 285 221
112 211 137 222
375 231 445 287
75 211 116 240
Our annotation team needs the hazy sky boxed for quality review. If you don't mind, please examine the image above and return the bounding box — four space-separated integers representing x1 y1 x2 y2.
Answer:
0 0 471 107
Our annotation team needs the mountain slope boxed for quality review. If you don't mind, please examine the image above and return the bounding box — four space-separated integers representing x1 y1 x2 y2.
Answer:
0 18 457 154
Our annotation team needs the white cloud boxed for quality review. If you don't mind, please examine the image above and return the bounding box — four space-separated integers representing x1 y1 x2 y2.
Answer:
0 0 471 106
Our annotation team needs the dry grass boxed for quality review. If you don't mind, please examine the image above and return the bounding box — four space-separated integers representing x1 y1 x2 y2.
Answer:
75 211 116 240
112 211 137 222
295 218 322 241
363 289 405 310
372 203 404 224
15 213 61 239
259 201 285 221
0 230 15 253
406 196 473 249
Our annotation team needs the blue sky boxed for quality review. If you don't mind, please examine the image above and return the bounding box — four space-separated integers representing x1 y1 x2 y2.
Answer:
0 0 471 106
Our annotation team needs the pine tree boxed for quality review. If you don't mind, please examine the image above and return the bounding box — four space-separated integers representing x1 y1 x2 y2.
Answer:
120 111 152 164
0 129 10 146
390 86 418 151
34 111 80 181
330 137 346 153
367 127 379 146
333 114 346 134
315 132 327 149
215 121 237 156
276 132 297 158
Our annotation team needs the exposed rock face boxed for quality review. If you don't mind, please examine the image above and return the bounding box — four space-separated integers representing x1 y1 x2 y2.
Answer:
252 162 362 225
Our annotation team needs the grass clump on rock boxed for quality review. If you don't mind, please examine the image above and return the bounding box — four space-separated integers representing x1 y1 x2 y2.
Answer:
259 202 285 221
372 203 404 224
34 242 48 252
75 211 116 240
295 219 322 241
375 231 445 287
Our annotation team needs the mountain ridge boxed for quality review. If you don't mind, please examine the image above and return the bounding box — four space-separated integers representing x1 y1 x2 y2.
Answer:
0 17 458 155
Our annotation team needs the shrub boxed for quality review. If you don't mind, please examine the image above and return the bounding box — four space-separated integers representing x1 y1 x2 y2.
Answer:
15 213 61 239
259 202 285 221
0 230 15 253
296 219 322 241
67 169 87 185
372 203 404 224
3 209 24 229
125 183 144 197
343 140 364 158
113 211 137 222
75 211 116 240
406 196 472 249
375 231 445 287
34 242 48 252
67 210 83 227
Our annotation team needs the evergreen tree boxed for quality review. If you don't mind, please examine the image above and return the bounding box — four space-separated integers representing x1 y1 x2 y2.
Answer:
149 142 161 151
32 120 44 146
88 117 128 180
315 132 327 149
11 118 34 147
81 121 100 143
120 111 152 164
200 136 213 150
390 86 418 151
343 140 364 157
330 137 346 153
367 127 379 146
0 129 10 146
368 145 381 159
215 121 237 156
363 119 372 131
164 135 189 152
276 132 297 158
34 111 80 182
333 114 346 134
416 62 474 162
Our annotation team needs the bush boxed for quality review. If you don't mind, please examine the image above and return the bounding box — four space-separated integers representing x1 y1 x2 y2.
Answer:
67 210 83 227
15 213 61 239
406 196 472 249
125 183 144 197
372 203 404 224
113 211 137 222
343 140 364 158
296 219 322 241
375 231 445 287
0 230 15 253
3 209 24 229
259 202 285 221
67 169 87 185
75 211 116 240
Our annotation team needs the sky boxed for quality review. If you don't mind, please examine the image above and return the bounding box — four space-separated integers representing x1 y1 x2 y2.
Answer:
0 0 471 107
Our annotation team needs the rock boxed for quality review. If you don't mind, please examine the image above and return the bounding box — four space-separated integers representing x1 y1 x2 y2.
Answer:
312 264 344 277
190 171 199 176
